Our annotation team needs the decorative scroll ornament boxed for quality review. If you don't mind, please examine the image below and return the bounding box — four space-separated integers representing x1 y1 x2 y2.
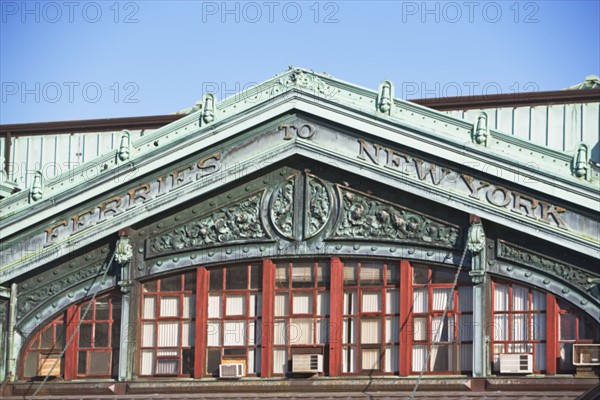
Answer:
473 112 489 146
306 176 332 238
271 68 331 97
149 194 266 255
334 188 459 247
270 179 295 239
118 130 131 162
115 236 133 264
466 222 485 253
30 171 43 202
497 241 600 300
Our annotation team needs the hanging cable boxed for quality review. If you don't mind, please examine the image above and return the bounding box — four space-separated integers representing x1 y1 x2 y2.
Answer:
29 246 117 399
408 233 472 400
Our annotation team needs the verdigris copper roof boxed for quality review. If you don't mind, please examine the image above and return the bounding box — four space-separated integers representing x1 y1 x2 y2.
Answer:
565 75 600 89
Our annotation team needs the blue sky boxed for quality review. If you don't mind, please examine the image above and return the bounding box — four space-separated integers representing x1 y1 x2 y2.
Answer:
1 0 599 124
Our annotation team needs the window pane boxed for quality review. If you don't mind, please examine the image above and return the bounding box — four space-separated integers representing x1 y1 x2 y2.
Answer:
156 359 178 375
208 294 222 318
362 348 380 370
95 299 110 320
183 295 195 318
293 292 312 314
143 296 156 319
432 316 453 342
432 288 453 311
89 352 111 375
292 262 314 288
512 286 529 311
343 291 357 315
250 264 262 289
343 318 356 344
184 270 196 291
182 348 194 375
413 266 429 284
223 321 246 346
273 349 287 374
143 281 157 292
275 293 289 317
317 263 330 286
160 296 180 317
182 321 194 347
206 348 221 376
317 292 329 316
210 268 223 290
142 323 155 347
317 318 329 344
431 268 454 283
343 261 357 285
412 345 427 372
226 294 245 316
161 275 181 292
362 291 381 312
386 289 399 314
95 323 110 347
532 314 546 340
275 264 289 288
274 320 287 345
77 351 87 375
494 284 509 311
560 314 577 340
360 262 383 285
291 318 313 345
79 323 93 348
413 289 428 313
249 294 262 317
227 265 248 290
361 319 381 344
386 316 399 343
413 317 427 341
386 264 399 284
342 346 356 373
458 286 473 312
431 345 451 371
140 350 154 375
207 321 221 346
493 314 508 341
385 345 399 372
158 322 180 347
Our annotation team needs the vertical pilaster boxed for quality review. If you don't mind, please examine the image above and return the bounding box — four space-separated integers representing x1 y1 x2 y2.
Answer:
546 293 558 375
194 267 209 378
399 259 412 376
261 259 275 377
7 283 17 382
329 258 343 376
467 216 487 378
64 305 79 380
0 287 10 382
118 260 133 381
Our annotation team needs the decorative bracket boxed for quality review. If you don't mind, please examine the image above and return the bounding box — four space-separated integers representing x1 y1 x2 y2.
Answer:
115 236 133 264
29 171 43 202
377 80 393 114
117 130 131 162
201 93 216 125
467 216 486 284
472 112 489 146
572 143 590 180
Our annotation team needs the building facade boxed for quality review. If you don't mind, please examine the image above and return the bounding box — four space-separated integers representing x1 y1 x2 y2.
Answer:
0 68 599 397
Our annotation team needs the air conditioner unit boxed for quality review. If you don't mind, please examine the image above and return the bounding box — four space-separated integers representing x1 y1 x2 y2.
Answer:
292 354 323 373
499 354 533 374
219 363 244 378
573 344 600 366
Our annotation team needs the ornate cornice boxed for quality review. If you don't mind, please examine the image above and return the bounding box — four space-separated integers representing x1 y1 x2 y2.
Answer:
332 187 460 247
496 240 600 300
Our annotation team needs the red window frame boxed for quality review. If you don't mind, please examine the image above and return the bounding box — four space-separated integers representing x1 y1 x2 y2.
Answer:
557 300 600 373
205 262 263 377
341 259 400 375
21 314 65 379
491 280 547 373
75 292 121 378
410 264 473 374
272 259 330 376
139 271 196 377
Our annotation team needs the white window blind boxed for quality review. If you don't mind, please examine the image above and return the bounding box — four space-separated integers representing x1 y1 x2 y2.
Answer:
160 297 179 317
157 322 179 347
362 291 381 312
361 319 381 344
226 294 245 316
293 293 312 314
